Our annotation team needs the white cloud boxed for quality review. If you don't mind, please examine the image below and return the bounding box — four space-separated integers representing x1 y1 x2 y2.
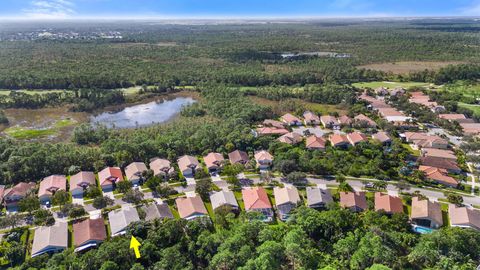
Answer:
460 0 480 15
23 0 75 19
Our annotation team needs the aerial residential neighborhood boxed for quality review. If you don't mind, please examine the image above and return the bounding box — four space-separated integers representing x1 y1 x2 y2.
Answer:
1 1 480 269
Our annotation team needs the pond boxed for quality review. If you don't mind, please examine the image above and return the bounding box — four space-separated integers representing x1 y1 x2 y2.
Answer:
90 97 196 128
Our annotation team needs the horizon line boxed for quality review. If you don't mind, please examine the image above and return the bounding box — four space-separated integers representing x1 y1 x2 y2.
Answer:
0 15 479 22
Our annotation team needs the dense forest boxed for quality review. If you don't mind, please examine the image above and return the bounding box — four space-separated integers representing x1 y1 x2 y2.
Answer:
0 19 479 89
5 207 480 269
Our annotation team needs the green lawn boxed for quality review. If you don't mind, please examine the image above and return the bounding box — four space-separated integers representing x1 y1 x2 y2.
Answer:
352 81 436 89
443 82 480 98
458 102 480 117
3 118 77 140
402 143 420 156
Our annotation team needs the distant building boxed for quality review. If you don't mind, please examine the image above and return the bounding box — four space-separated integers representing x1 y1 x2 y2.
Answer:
277 132 303 145
281 113 302 126
303 111 320 125
320 115 340 130
305 135 326 150
228 150 249 165
149 158 174 178
204 152 225 173
347 132 368 146
254 150 273 169
372 131 392 145
177 155 201 177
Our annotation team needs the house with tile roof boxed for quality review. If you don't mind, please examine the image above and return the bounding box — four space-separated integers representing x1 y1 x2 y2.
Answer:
340 192 367 212
108 206 140 237
281 113 302 126
338 115 352 126
255 127 290 136
3 182 36 208
277 132 303 145
448 204 480 231
372 131 392 145
353 114 377 128
176 195 208 220
329 134 350 148
228 150 249 165
306 186 333 209
347 132 368 146
125 162 148 185
210 190 239 211
38 175 67 204
305 135 326 150
204 152 225 173
419 165 459 187
274 185 301 221
73 218 107 252
149 158 174 178
374 193 404 215
70 171 96 197
98 167 124 192
403 132 449 150
242 187 273 221
421 148 457 161
254 150 273 169
31 222 68 257
410 197 443 229
418 157 461 174
177 155 201 177
320 115 340 130
303 111 320 125
143 203 174 221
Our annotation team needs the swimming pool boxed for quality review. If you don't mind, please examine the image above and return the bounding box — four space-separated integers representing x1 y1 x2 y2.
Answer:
413 225 434 234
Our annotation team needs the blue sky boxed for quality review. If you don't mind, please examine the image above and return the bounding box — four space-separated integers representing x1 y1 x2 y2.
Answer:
0 0 479 19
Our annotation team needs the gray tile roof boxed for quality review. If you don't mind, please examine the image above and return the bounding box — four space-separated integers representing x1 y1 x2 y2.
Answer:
108 206 140 236
31 222 68 257
210 190 238 210
143 203 174 221
306 187 333 207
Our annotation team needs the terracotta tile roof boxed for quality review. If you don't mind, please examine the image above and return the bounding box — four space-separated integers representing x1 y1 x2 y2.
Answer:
404 132 449 149
149 158 172 175
4 182 36 199
329 134 349 147
70 171 96 190
38 175 67 198
228 150 249 164
303 111 320 123
203 152 225 169
372 131 392 143
338 115 352 125
354 114 377 127
254 150 273 162
347 132 368 145
340 192 367 210
377 107 405 117
421 148 457 161
460 123 480 135
125 162 148 180
449 204 480 230
374 193 403 214
439 114 467 121
305 135 326 149
277 132 303 145
0 185 4 201
256 127 289 136
410 197 443 227
419 165 459 186
176 195 208 219
98 167 124 187
273 185 300 206
418 157 460 172
263 119 285 129
242 187 272 210
73 218 107 248
320 115 339 126
177 155 200 173
281 113 301 124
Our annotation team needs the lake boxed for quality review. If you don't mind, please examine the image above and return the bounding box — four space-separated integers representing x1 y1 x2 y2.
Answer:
90 97 196 128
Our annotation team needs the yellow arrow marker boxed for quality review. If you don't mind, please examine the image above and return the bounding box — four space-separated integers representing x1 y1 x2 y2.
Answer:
130 236 141 259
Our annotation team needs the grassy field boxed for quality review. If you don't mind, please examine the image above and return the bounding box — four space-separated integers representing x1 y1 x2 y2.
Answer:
459 102 480 117
249 96 347 115
3 118 77 140
443 82 480 98
352 81 437 89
